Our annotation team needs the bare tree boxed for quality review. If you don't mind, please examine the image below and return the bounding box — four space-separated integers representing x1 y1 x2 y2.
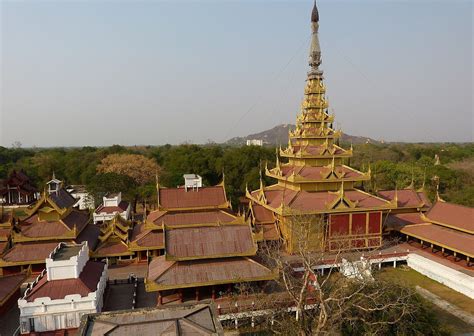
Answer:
252 214 431 336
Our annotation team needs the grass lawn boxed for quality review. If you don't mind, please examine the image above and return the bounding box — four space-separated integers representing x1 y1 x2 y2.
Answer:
377 266 474 334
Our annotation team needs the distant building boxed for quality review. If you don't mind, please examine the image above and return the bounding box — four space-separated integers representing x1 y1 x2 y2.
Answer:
18 242 107 335
46 173 63 195
0 170 38 206
93 192 131 224
78 302 224 335
246 139 263 146
183 174 202 190
66 185 94 210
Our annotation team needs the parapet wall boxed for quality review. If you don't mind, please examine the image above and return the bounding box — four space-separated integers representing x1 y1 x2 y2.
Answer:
407 254 474 299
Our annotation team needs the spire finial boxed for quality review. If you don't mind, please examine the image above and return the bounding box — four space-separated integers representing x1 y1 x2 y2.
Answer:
311 1 319 23
309 1 322 73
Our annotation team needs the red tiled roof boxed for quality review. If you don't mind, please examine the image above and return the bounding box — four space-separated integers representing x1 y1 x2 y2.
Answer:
0 227 11 240
252 204 274 224
378 189 428 208
417 191 432 207
401 224 474 257
165 225 256 260
130 223 164 249
26 260 105 302
76 224 101 250
148 210 237 227
386 213 425 230
159 186 227 209
425 202 474 234
136 231 164 248
19 210 89 239
148 256 273 290
253 187 388 213
95 201 129 214
256 223 280 241
1 242 60 263
0 241 8 254
94 240 130 256
0 273 27 304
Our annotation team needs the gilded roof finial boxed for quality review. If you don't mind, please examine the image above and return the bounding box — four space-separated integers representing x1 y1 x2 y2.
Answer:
309 0 322 74
407 168 415 190
417 168 426 192
311 0 319 23
155 171 160 208
433 175 445 202
393 185 399 206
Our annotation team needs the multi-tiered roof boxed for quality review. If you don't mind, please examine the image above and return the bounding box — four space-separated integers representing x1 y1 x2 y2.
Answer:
248 2 392 213
247 2 395 253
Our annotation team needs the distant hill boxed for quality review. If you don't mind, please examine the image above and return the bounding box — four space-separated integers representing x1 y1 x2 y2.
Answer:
226 124 381 146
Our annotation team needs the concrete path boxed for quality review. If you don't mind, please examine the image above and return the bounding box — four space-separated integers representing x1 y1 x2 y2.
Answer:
416 286 474 326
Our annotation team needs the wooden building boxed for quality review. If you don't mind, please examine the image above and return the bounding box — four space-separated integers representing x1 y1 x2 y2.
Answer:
246 3 408 254
0 170 38 206
390 201 474 265
0 187 91 275
145 177 275 304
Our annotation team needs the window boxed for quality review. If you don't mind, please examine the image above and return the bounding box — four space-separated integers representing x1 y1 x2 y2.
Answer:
29 318 35 332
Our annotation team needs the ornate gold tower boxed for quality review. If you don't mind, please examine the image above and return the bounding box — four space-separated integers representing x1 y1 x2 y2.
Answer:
247 2 395 253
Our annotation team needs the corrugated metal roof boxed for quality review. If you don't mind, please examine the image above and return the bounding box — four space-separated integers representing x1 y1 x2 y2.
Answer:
150 210 237 227
165 225 255 259
0 273 27 303
148 256 273 289
401 223 474 257
159 186 226 209
79 303 223 336
425 202 474 233
2 242 59 262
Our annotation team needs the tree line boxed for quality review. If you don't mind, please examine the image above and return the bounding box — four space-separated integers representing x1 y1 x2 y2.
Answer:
0 142 472 209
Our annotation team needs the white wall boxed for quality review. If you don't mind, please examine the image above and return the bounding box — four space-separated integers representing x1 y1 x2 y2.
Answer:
407 254 474 299
46 243 89 281
18 263 107 334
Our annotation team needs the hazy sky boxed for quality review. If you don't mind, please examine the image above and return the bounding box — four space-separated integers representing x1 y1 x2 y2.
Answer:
1 0 472 147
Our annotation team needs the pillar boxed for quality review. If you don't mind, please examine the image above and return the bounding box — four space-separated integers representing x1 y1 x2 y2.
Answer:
211 287 216 300
157 292 163 306
195 288 200 302
393 260 396 268
178 289 183 303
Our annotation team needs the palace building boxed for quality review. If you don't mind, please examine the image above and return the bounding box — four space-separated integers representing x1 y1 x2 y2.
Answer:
18 242 107 335
245 2 427 254
0 185 92 275
144 175 275 303
0 170 38 206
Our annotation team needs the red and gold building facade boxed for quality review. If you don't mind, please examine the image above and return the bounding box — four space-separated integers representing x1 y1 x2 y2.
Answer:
144 179 275 302
246 3 399 254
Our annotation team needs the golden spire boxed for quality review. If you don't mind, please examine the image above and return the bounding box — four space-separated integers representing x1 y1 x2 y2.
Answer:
407 168 415 190
433 175 445 202
155 171 160 208
417 168 426 192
